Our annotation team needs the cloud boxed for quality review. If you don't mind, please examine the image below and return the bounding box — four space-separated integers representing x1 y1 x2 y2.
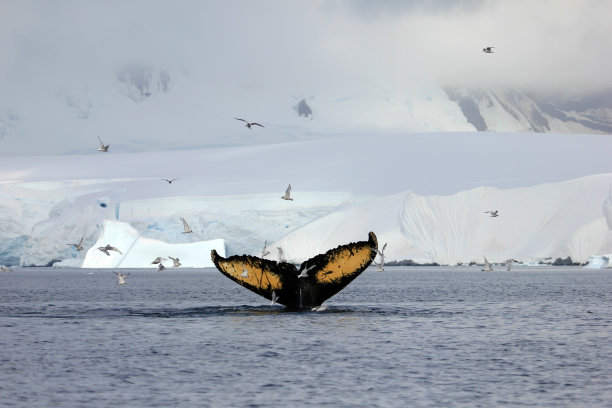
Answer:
1 0 611 99
327 0 612 93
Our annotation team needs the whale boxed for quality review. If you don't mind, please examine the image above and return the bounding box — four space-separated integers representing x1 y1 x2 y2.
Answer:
211 232 378 309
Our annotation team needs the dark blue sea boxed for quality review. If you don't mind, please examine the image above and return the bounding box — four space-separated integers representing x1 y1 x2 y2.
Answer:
1 267 611 407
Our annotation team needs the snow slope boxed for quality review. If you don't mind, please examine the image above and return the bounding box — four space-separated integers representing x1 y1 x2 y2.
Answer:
273 175 612 265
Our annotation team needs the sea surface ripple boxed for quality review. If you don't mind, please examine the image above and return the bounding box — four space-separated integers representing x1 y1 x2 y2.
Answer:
1 267 611 407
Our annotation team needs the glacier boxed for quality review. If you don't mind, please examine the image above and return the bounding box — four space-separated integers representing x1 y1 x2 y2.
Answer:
1 133 611 268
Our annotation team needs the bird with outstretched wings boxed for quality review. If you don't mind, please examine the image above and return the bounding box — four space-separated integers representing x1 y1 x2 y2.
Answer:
234 118 264 129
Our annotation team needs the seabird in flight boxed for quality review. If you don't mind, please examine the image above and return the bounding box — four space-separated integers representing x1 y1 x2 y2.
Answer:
180 217 193 234
67 237 84 251
371 242 387 272
151 256 167 265
481 256 494 271
97 244 122 256
234 118 264 129
97 136 109 152
114 271 129 285
281 184 293 201
261 241 270 257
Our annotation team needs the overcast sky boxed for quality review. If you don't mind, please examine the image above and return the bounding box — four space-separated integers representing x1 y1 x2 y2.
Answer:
1 0 611 97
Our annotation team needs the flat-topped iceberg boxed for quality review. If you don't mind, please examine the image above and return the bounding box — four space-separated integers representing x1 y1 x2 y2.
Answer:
80 220 226 268
584 255 611 269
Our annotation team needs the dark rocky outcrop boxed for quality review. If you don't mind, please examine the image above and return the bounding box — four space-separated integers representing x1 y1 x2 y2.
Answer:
296 99 313 118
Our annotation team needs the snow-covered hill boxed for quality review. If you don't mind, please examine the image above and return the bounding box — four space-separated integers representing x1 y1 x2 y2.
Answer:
1 64 610 157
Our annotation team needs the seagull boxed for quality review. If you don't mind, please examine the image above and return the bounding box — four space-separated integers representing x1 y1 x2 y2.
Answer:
114 271 129 285
157 262 166 271
506 259 519 271
151 256 167 265
485 210 499 217
67 236 84 251
168 256 181 267
180 217 193 234
371 242 387 272
234 118 264 129
241 269 249 278
297 263 315 279
481 256 494 271
97 244 122 256
0 266 11 272
261 241 270 258
277 246 286 263
97 136 109 152
161 178 177 184
271 291 280 305
482 46 495 53
281 184 293 201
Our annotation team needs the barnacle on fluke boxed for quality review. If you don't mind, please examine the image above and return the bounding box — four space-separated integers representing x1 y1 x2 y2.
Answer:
211 232 378 309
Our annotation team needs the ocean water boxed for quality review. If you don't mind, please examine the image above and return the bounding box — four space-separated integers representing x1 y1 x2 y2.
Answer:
1 267 611 408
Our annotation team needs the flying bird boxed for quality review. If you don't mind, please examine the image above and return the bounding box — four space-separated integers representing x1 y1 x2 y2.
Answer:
241 269 249 278
180 217 193 234
281 184 293 201
485 210 499 217
161 178 177 184
97 136 109 152
151 256 167 265
97 244 122 256
114 271 129 285
481 256 494 271
234 118 264 129
157 262 166 271
271 291 280 305
371 242 387 272
482 46 495 53
0 266 11 273
169 256 181 267
277 246 286 263
261 241 270 258
67 237 84 251
297 263 316 279
506 259 519 271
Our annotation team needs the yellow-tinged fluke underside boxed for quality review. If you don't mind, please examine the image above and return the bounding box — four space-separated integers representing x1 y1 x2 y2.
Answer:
314 243 374 284
218 256 283 292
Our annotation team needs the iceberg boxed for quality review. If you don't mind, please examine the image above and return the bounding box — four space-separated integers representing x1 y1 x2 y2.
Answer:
81 220 226 268
275 175 612 265
584 255 611 269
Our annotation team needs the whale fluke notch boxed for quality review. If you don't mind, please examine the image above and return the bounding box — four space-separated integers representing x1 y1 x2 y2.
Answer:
211 232 378 309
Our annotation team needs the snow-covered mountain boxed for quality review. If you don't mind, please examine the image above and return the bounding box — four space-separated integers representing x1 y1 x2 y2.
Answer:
444 86 612 134
2 65 610 157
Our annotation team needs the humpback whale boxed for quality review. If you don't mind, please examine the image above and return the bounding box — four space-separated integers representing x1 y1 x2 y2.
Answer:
211 232 379 309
